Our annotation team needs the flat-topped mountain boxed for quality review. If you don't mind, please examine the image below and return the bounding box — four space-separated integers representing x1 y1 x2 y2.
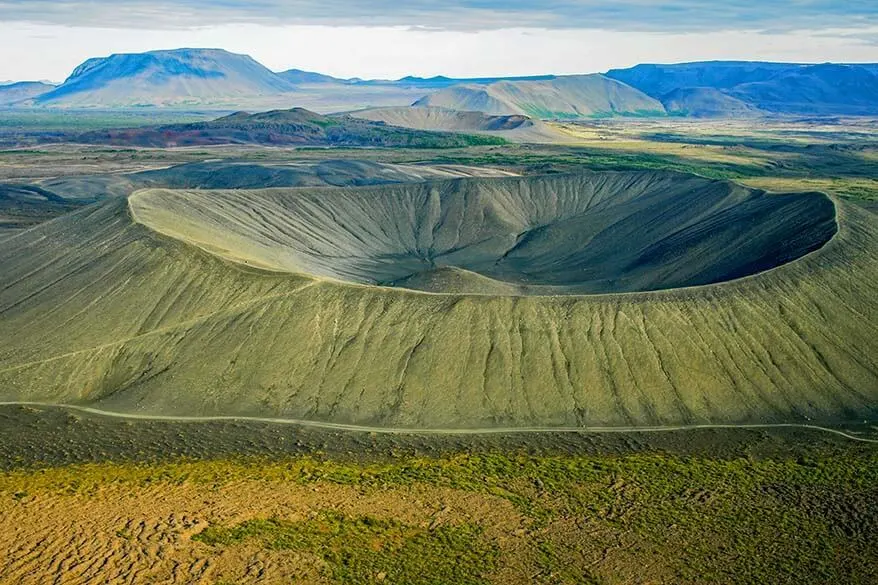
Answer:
34 48 295 107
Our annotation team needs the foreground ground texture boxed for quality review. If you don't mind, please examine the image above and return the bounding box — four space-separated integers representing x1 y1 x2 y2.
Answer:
0 408 876 585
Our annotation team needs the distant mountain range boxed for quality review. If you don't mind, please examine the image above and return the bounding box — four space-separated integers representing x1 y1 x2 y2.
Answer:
0 81 56 106
4 48 878 117
276 68 345 85
278 70 558 88
6 49 569 111
605 61 878 116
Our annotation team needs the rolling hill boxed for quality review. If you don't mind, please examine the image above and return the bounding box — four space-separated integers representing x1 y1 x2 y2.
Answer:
0 82 55 106
276 68 347 85
413 74 665 119
69 107 506 148
606 61 878 116
1 171 875 428
347 106 564 142
661 87 761 118
33 159 515 201
279 72 559 89
0 184 85 237
128 159 516 188
269 72 565 114
33 48 295 107
2 159 514 238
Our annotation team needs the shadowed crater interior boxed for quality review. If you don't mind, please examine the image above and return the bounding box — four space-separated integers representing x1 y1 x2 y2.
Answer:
131 170 837 295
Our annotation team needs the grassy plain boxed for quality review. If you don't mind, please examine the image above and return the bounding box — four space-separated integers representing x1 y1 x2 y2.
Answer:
1 116 876 242
1 406 876 585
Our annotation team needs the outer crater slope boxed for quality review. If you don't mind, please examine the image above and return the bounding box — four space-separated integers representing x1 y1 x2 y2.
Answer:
131 172 836 295
0 171 876 429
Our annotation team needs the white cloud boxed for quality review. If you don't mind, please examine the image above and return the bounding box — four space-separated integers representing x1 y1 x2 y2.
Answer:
2 1 876 32
2 22 877 82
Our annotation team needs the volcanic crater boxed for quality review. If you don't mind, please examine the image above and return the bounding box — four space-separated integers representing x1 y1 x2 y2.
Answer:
131 171 836 295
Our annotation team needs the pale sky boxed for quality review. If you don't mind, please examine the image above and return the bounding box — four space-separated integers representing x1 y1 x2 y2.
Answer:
1 1 877 82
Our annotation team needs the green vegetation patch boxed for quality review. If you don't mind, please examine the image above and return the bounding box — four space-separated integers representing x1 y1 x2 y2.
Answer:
430 147 752 178
0 109 214 131
309 117 342 128
194 511 498 585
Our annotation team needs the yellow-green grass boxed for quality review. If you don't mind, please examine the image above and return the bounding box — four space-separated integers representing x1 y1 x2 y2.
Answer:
550 123 785 168
2 450 876 584
741 177 878 202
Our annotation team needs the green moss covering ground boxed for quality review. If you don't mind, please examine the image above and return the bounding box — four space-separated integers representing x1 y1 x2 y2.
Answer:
195 512 497 585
